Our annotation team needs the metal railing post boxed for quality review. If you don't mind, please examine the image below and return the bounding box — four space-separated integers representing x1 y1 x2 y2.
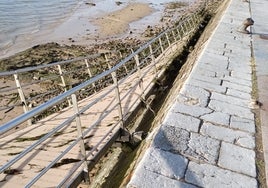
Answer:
187 19 192 32
176 28 182 40
14 73 32 126
57 64 71 106
71 94 90 182
172 30 177 42
131 49 144 95
181 24 186 36
105 55 124 128
158 37 164 53
84 59 96 92
165 33 171 46
119 51 129 73
149 45 158 79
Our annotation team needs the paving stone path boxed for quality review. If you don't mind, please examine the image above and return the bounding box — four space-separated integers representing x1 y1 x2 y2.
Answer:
127 0 268 187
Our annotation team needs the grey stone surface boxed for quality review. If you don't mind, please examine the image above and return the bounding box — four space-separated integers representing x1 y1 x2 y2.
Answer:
211 92 250 108
194 68 217 78
208 99 254 120
171 102 212 118
153 126 220 164
127 167 198 188
163 112 200 132
226 88 252 100
185 161 257 188
178 84 210 107
230 71 252 81
222 80 252 93
222 75 252 87
228 61 252 74
230 116 255 133
218 142 256 177
189 79 226 93
153 125 190 152
200 111 230 126
191 75 222 85
140 148 188 180
187 133 220 164
200 122 255 149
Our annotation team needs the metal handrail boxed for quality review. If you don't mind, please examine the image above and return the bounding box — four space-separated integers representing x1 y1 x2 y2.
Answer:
0 15 195 135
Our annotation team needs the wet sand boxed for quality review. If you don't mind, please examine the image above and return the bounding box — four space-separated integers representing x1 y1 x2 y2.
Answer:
0 2 156 59
94 3 154 37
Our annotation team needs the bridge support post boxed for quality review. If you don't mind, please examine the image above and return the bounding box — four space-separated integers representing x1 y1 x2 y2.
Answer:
165 33 171 46
149 45 158 79
105 55 124 129
14 73 32 126
84 59 97 92
57 65 72 106
158 37 164 53
71 94 90 183
119 51 129 73
132 50 145 100
176 28 182 40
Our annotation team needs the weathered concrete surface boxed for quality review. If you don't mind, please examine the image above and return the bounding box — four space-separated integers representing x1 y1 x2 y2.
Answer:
127 0 268 187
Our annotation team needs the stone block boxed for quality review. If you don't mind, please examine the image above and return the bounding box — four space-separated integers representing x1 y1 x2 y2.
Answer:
226 88 252 100
127 166 197 188
185 161 257 188
200 111 230 127
189 79 226 93
208 99 254 120
178 84 210 107
222 76 252 87
171 102 212 118
139 147 188 180
211 92 250 108
222 80 252 93
218 142 256 177
163 112 201 132
230 116 255 133
153 126 220 164
200 122 255 149
231 71 252 81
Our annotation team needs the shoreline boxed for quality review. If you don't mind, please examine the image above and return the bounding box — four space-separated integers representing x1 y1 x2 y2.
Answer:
0 1 194 61
93 3 154 38
0 2 157 60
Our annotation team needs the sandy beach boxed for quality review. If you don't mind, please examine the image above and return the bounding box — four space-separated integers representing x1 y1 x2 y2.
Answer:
0 1 192 59
94 3 154 37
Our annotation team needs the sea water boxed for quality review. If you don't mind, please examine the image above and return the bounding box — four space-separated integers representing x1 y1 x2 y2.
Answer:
0 0 192 59
0 0 82 57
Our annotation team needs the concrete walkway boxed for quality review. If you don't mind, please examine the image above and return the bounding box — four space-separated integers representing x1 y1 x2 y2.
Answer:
127 0 268 187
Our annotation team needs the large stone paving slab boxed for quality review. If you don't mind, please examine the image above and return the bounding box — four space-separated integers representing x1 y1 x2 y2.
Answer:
185 161 257 188
127 167 198 188
153 125 220 164
162 111 201 132
134 147 188 180
218 142 256 177
208 99 254 120
200 122 255 149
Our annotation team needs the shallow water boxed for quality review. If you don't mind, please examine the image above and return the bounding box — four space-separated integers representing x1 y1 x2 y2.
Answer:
0 0 193 59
